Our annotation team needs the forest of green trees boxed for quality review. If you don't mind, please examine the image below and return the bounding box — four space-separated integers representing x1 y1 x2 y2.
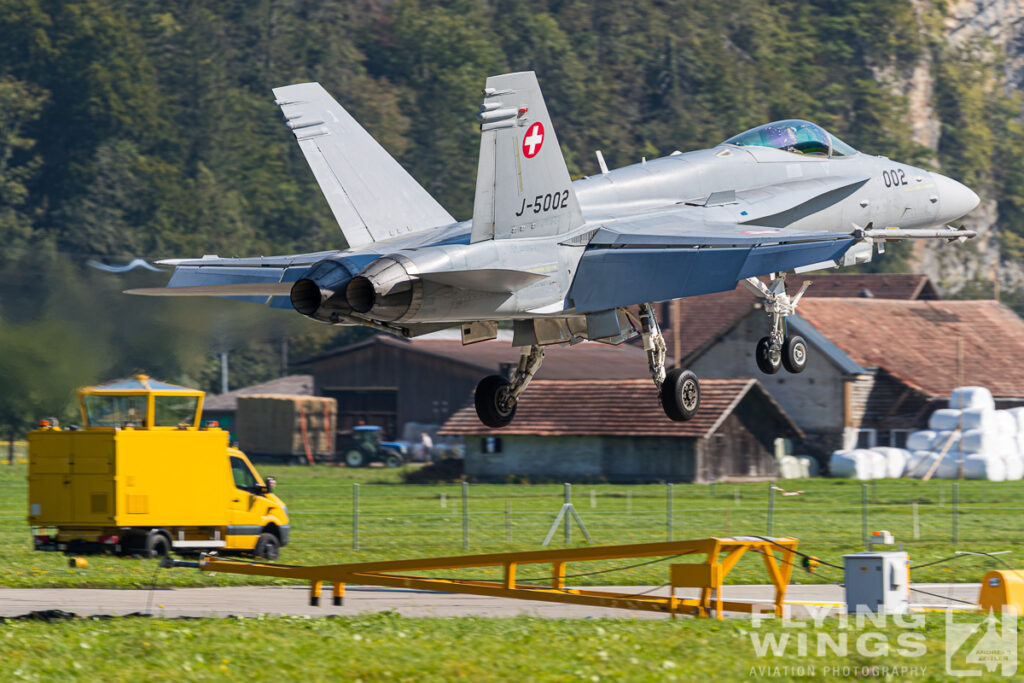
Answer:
1 0 1022 434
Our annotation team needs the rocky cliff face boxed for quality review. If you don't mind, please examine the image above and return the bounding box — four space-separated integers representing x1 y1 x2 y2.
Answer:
903 0 1024 292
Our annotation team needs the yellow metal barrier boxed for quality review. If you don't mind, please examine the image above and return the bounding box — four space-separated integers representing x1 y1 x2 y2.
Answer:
978 569 1024 614
186 536 798 618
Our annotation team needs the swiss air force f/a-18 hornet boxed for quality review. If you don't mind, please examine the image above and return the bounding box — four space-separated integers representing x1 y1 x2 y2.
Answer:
130 71 980 427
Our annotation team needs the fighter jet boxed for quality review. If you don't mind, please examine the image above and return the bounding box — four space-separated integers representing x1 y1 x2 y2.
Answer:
129 71 979 427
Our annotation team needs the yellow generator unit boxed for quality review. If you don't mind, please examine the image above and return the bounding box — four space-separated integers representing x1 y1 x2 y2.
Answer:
27 375 289 559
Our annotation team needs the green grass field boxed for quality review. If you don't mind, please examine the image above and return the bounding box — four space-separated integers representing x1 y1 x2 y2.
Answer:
1 611 1020 681
2 461 1024 589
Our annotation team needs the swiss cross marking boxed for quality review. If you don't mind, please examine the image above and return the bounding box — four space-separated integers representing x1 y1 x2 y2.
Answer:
522 122 545 158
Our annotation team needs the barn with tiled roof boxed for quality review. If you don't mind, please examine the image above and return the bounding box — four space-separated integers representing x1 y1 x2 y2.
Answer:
441 379 802 483
689 297 1024 459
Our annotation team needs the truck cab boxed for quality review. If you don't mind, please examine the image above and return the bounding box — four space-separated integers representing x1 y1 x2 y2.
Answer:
28 375 289 559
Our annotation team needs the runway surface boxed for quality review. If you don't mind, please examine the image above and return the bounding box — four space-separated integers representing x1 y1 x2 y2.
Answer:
0 583 981 620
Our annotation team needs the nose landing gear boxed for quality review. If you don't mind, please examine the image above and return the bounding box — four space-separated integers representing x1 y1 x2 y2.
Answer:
744 274 811 376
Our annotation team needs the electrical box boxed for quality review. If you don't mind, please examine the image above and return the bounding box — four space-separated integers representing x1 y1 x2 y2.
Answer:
843 551 909 614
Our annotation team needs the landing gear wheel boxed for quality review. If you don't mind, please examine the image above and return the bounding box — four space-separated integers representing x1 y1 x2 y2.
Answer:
384 453 403 468
345 449 367 468
782 335 808 374
756 337 781 375
143 531 170 558
474 375 517 428
659 368 701 422
254 532 280 560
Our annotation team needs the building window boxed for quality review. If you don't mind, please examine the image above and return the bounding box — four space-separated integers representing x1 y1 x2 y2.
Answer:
855 429 877 449
888 429 911 449
481 437 502 454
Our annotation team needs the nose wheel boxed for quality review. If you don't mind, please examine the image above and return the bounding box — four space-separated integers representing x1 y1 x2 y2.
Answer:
744 275 811 376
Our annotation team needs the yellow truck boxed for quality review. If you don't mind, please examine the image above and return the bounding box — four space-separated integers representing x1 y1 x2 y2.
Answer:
27 375 289 559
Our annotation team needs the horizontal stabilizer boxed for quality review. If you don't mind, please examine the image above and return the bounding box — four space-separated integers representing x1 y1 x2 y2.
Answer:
125 282 293 297
418 268 548 293
273 83 455 248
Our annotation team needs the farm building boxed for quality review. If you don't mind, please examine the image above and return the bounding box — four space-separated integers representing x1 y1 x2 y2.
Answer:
202 374 313 442
687 298 1024 459
646 273 939 362
293 331 652 439
440 378 802 483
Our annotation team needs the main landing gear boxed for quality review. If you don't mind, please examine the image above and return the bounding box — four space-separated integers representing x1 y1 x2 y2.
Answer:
474 344 545 428
472 304 703 428
743 274 810 376
637 303 701 422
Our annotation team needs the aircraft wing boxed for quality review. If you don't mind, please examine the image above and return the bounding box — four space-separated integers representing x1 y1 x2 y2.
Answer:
569 203 971 312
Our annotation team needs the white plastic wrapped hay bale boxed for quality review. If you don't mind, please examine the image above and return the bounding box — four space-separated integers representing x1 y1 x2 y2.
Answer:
796 455 820 478
996 411 1018 437
859 449 888 480
904 450 929 478
777 455 801 479
1007 407 1024 434
961 429 1000 453
872 447 910 478
1001 453 1024 481
829 450 874 479
931 454 961 480
928 408 995 432
962 454 1007 481
950 386 996 411
906 430 939 451
906 452 957 479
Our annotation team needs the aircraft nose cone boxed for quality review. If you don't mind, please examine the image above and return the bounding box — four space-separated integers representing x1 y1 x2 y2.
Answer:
933 173 980 221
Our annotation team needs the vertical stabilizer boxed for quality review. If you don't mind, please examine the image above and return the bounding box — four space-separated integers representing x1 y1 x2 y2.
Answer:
471 72 584 243
273 83 455 249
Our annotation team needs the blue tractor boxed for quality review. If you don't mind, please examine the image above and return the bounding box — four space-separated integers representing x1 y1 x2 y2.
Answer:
339 425 408 468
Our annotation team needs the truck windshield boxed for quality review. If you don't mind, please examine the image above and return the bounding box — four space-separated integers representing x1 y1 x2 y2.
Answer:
83 395 148 428
154 396 199 427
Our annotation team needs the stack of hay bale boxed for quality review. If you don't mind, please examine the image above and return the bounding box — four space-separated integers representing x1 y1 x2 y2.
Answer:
235 394 337 461
829 386 1024 481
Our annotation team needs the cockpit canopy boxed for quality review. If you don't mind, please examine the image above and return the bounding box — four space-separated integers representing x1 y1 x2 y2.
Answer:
724 120 857 158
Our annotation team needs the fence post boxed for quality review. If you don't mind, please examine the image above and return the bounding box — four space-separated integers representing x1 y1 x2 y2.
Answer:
952 482 959 546
767 483 775 536
626 489 632 515
462 481 469 550
667 483 674 542
352 483 360 550
734 487 740 506
912 501 920 540
440 492 446 509
861 484 869 547
590 489 596 509
564 483 572 544
505 499 511 543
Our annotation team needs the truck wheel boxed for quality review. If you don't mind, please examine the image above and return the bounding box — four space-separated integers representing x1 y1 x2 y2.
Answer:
144 532 171 558
255 533 280 561
384 453 402 468
345 449 367 467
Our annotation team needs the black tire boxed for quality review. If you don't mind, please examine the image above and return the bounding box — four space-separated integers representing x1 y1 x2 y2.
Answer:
755 336 781 375
782 335 808 374
143 531 170 558
344 449 367 468
474 375 517 428
659 368 701 422
254 532 280 561
384 452 403 468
